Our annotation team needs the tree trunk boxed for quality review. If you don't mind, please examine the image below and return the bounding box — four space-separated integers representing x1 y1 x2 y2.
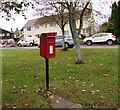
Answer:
61 27 68 51
68 3 84 64
74 37 84 64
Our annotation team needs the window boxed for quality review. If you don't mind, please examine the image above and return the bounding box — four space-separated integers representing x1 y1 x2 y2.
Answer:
2 34 5 36
35 34 40 38
50 23 56 27
102 34 108 36
56 36 62 39
84 16 89 21
35 25 40 29
64 30 69 35
7 33 10 36
82 28 89 33
27 27 31 31
0 34 2 37
27 35 32 37
94 34 102 37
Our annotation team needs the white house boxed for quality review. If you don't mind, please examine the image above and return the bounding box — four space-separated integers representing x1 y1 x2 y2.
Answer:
22 9 95 39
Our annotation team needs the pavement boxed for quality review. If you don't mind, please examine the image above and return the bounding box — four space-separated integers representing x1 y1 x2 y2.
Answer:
49 94 82 109
0 45 119 50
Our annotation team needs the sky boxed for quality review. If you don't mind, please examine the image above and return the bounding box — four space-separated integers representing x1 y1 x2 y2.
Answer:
0 0 119 32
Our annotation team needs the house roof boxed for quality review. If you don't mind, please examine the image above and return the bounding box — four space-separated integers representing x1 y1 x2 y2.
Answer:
35 16 55 25
0 28 13 34
23 18 38 28
23 8 92 28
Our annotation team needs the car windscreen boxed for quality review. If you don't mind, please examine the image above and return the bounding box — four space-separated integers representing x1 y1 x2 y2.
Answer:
65 36 73 39
56 36 62 39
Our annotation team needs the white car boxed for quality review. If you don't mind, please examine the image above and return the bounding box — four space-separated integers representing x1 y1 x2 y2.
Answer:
17 37 35 47
83 33 116 46
17 37 34 47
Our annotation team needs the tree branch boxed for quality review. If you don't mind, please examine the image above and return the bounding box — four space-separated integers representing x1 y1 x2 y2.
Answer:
78 0 91 36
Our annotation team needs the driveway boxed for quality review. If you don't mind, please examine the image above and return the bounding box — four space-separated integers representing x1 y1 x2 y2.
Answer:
0 45 119 50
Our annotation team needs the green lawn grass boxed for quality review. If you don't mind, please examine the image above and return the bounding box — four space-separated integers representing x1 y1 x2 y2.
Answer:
2 48 118 108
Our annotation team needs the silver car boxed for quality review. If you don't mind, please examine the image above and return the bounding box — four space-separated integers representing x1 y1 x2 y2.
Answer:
56 35 74 48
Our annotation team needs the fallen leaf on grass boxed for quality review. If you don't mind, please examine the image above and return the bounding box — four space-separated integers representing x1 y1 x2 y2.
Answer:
91 66 98 69
68 70 75 73
90 84 94 87
63 83 69 86
24 85 27 88
56 100 60 103
90 90 95 94
50 67 56 69
101 96 104 99
108 89 120 93
96 100 105 105
59 97 62 100
102 74 110 77
9 91 18 94
13 86 16 89
96 90 99 92
25 104 28 106
50 95 54 99
47 91 52 96
82 90 86 92
53 88 56 90
81 84 85 87
20 89 26 94
13 106 17 108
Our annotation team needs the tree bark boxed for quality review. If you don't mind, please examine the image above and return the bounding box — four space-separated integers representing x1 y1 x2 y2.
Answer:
74 37 84 64
68 2 84 64
61 26 68 51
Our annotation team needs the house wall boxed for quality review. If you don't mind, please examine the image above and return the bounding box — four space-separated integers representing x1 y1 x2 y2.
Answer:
0 28 14 44
0 29 14 39
23 15 94 39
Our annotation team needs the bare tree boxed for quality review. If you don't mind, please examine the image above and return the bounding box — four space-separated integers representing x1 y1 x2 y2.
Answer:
34 1 69 51
34 0 91 63
50 3 69 51
59 0 91 64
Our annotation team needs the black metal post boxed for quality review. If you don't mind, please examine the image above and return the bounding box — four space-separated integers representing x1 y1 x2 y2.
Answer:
45 58 49 91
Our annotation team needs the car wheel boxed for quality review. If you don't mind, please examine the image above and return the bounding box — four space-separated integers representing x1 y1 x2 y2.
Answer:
107 40 113 45
70 45 74 48
65 43 69 48
18 43 22 47
29 43 33 47
86 40 92 46
38 44 40 48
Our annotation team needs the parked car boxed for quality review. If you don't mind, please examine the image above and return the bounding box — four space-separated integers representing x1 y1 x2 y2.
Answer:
17 37 34 47
38 35 74 48
83 33 116 46
56 35 74 48
0 44 5 47
7 44 14 47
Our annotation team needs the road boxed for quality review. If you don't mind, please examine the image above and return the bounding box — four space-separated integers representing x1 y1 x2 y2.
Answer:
0 45 119 50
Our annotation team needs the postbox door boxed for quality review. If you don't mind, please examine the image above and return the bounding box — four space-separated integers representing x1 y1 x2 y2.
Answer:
40 33 56 59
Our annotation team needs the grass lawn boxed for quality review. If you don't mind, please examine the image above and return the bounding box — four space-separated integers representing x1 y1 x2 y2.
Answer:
2 48 118 109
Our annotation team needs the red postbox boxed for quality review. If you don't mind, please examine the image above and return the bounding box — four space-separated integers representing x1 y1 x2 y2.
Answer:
40 32 56 59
